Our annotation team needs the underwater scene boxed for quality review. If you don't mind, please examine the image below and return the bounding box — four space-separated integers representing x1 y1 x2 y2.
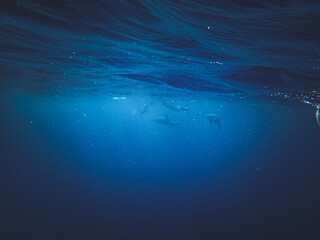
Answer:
1 0 320 239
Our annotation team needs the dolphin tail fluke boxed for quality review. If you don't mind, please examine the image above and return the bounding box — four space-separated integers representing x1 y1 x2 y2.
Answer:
206 116 222 129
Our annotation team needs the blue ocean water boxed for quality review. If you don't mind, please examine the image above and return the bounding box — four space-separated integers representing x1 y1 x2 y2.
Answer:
1 0 320 239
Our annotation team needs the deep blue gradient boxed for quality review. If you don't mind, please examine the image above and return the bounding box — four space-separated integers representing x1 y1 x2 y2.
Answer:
1 1 320 240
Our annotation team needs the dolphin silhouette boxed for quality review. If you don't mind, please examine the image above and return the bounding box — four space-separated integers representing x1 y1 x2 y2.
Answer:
161 100 188 112
205 114 221 129
141 99 153 114
152 116 177 126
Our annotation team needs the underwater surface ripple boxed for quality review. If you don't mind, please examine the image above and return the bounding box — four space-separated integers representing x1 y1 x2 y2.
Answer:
0 0 319 99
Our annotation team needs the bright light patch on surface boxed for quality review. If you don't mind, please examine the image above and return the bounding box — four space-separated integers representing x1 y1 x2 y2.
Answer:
113 96 127 100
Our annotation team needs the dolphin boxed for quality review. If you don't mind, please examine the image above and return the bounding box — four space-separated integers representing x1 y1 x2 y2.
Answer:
152 116 177 126
316 105 320 128
205 114 221 129
161 100 188 112
141 99 153 114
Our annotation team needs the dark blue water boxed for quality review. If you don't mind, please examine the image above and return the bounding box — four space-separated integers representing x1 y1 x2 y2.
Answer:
1 1 320 239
